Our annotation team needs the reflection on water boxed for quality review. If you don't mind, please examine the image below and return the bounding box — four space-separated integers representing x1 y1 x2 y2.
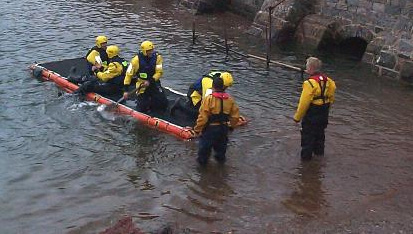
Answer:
189 165 234 207
1 0 413 233
282 159 326 218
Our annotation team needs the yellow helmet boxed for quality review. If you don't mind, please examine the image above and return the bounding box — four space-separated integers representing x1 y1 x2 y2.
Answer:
106 45 119 59
96 35 108 48
140 41 154 56
220 72 233 87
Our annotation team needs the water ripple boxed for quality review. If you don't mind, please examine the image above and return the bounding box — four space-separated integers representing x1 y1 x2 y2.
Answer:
1 0 413 233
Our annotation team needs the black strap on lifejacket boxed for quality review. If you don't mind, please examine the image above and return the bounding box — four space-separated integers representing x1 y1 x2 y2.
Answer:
207 94 229 126
308 75 327 104
205 72 221 79
85 46 109 63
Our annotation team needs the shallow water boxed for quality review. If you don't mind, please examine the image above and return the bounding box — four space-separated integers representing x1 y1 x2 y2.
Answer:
1 0 413 233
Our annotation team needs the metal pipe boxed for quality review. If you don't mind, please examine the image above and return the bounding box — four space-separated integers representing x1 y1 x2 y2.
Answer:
266 26 270 68
211 42 303 72
192 20 196 45
224 28 229 56
269 6 274 51
248 54 303 72
211 42 248 58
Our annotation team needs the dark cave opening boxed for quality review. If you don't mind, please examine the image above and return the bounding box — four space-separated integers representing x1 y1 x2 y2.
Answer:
319 36 368 60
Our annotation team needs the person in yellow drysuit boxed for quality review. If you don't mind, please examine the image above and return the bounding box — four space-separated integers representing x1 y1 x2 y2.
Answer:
293 57 336 160
193 76 240 165
123 40 168 113
85 35 109 74
75 45 128 100
169 71 233 118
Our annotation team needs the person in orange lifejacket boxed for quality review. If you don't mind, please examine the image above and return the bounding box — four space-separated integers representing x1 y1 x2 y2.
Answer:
75 45 128 100
193 76 240 165
85 35 109 74
293 57 336 160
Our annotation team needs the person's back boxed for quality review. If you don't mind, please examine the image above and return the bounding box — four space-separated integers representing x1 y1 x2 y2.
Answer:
194 91 239 134
193 76 240 165
293 57 336 160
294 73 335 122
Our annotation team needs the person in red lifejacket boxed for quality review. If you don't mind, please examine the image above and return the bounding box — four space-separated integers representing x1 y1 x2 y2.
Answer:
193 76 240 166
293 57 336 160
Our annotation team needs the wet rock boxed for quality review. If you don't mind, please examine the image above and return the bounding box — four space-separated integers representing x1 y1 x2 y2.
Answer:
379 66 400 80
362 52 375 63
366 37 385 54
376 51 396 69
385 5 402 15
398 39 413 54
400 60 413 83
179 0 230 14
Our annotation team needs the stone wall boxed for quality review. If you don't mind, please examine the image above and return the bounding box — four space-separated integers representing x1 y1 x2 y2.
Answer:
179 0 413 83
179 0 264 18
228 0 265 19
252 0 413 83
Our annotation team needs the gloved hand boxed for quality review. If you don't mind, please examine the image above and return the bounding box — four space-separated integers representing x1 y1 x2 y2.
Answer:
80 74 95 83
123 92 129 100
142 80 150 87
293 118 301 133
185 127 199 138
293 118 300 124
239 116 247 122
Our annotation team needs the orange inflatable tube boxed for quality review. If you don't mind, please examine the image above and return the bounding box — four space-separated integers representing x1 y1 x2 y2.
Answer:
30 64 197 140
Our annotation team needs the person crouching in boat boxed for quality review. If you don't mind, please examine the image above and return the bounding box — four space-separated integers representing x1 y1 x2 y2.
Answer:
75 45 128 100
192 76 240 166
170 71 233 118
85 35 109 75
123 40 168 113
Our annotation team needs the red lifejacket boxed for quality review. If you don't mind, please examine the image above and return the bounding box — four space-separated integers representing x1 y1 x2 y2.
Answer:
308 73 328 82
208 91 230 125
211 92 230 99
308 73 328 104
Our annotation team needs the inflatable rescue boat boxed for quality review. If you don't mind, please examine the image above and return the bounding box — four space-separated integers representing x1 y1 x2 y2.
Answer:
30 58 247 140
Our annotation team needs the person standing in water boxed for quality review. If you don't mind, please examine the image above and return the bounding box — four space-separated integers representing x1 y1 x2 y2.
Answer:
293 57 336 161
